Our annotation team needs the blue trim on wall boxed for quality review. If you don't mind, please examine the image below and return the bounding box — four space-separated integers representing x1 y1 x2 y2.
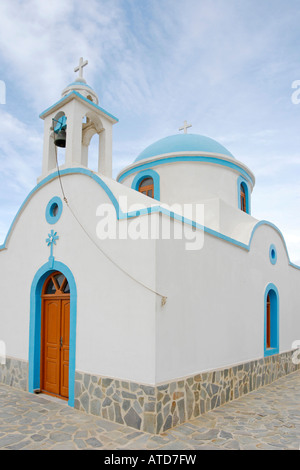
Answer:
45 196 63 224
269 244 277 265
118 155 255 187
237 176 251 215
0 168 122 251
131 169 160 201
0 168 299 272
248 220 300 270
66 81 93 90
39 91 119 122
28 260 77 407
264 283 279 357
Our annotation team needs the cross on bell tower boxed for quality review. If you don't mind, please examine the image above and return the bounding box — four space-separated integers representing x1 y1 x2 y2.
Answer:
39 59 118 182
74 57 88 81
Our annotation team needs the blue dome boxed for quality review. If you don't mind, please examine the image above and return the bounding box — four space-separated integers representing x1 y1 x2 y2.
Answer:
135 134 234 162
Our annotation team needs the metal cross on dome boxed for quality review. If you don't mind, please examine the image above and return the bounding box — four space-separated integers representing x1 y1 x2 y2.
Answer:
179 120 192 134
74 57 88 80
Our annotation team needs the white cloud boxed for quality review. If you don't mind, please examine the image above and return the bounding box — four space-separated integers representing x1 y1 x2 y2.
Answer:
0 0 300 265
0 110 42 186
0 109 42 241
0 0 131 110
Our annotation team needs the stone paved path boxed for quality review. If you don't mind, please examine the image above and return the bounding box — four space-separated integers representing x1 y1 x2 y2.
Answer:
0 371 299 450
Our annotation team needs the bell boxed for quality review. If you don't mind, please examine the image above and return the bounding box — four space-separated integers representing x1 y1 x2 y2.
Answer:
53 115 67 148
54 128 66 148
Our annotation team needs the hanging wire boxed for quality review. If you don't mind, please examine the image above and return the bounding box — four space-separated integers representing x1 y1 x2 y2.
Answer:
53 136 167 306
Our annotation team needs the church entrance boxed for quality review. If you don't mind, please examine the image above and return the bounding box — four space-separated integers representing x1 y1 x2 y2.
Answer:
40 272 70 400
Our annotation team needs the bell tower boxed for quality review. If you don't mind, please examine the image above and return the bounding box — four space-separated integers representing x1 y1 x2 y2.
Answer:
38 58 118 182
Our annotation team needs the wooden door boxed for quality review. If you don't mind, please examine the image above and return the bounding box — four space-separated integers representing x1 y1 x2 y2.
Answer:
42 298 61 396
60 300 70 398
41 273 70 399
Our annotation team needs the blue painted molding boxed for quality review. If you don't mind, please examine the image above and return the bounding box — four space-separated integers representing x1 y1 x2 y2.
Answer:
264 283 279 357
28 260 77 407
45 196 63 224
248 220 300 270
66 81 93 90
237 175 251 215
0 168 299 271
39 91 119 122
269 244 277 265
0 168 121 251
117 155 255 187
131 169 160 201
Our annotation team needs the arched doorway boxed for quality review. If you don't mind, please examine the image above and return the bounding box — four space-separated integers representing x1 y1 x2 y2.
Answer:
40 272 70 400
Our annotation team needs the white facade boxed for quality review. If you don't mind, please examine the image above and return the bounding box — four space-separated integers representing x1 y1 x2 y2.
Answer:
0 66 299 419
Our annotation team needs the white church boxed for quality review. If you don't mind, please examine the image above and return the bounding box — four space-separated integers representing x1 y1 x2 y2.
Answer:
0 58 299 434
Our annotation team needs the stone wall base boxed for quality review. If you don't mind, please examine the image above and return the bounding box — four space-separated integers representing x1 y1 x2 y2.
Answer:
0 357 28 392
74 351 300 434
1 352 299 434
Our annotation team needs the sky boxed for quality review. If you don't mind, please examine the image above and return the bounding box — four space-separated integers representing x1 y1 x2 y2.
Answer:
0 0 300 263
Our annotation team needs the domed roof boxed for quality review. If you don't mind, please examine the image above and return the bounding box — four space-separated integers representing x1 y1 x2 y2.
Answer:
135 134 234 162
61 77 99 105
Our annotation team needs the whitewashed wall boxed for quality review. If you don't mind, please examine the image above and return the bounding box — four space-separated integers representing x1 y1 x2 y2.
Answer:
120 159 254 209
0 172 299 388
154 219 300 383
0 173 158 384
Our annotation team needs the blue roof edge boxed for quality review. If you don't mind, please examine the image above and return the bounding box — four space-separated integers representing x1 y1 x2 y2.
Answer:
0 168 297 272
39 91 119 122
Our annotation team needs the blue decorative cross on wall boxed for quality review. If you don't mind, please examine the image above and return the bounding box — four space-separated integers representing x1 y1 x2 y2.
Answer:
46 230 59 263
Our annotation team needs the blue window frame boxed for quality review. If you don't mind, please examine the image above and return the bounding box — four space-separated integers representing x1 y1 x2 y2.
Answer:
132 169 160 201
45 196 63 224
264 283 279 357
237 176 251 214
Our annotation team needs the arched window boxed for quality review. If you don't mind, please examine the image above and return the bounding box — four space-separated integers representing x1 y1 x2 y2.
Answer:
132 170 160 200
266 294 271 349
240 183 246 212
264 284 279 356
237 177 251 214
43 272 70 295
138 177 154 198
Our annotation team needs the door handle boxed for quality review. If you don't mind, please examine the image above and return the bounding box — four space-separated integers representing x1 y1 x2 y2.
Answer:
60 337 63 349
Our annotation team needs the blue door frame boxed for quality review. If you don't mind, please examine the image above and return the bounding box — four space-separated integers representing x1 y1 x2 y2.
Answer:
28 260 77 407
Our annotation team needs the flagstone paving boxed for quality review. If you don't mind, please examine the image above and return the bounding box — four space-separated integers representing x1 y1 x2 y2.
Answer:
0 371 299 450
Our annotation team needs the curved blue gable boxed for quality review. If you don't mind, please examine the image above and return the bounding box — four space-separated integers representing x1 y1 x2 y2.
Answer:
0 168 299 271
135 134 235 162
